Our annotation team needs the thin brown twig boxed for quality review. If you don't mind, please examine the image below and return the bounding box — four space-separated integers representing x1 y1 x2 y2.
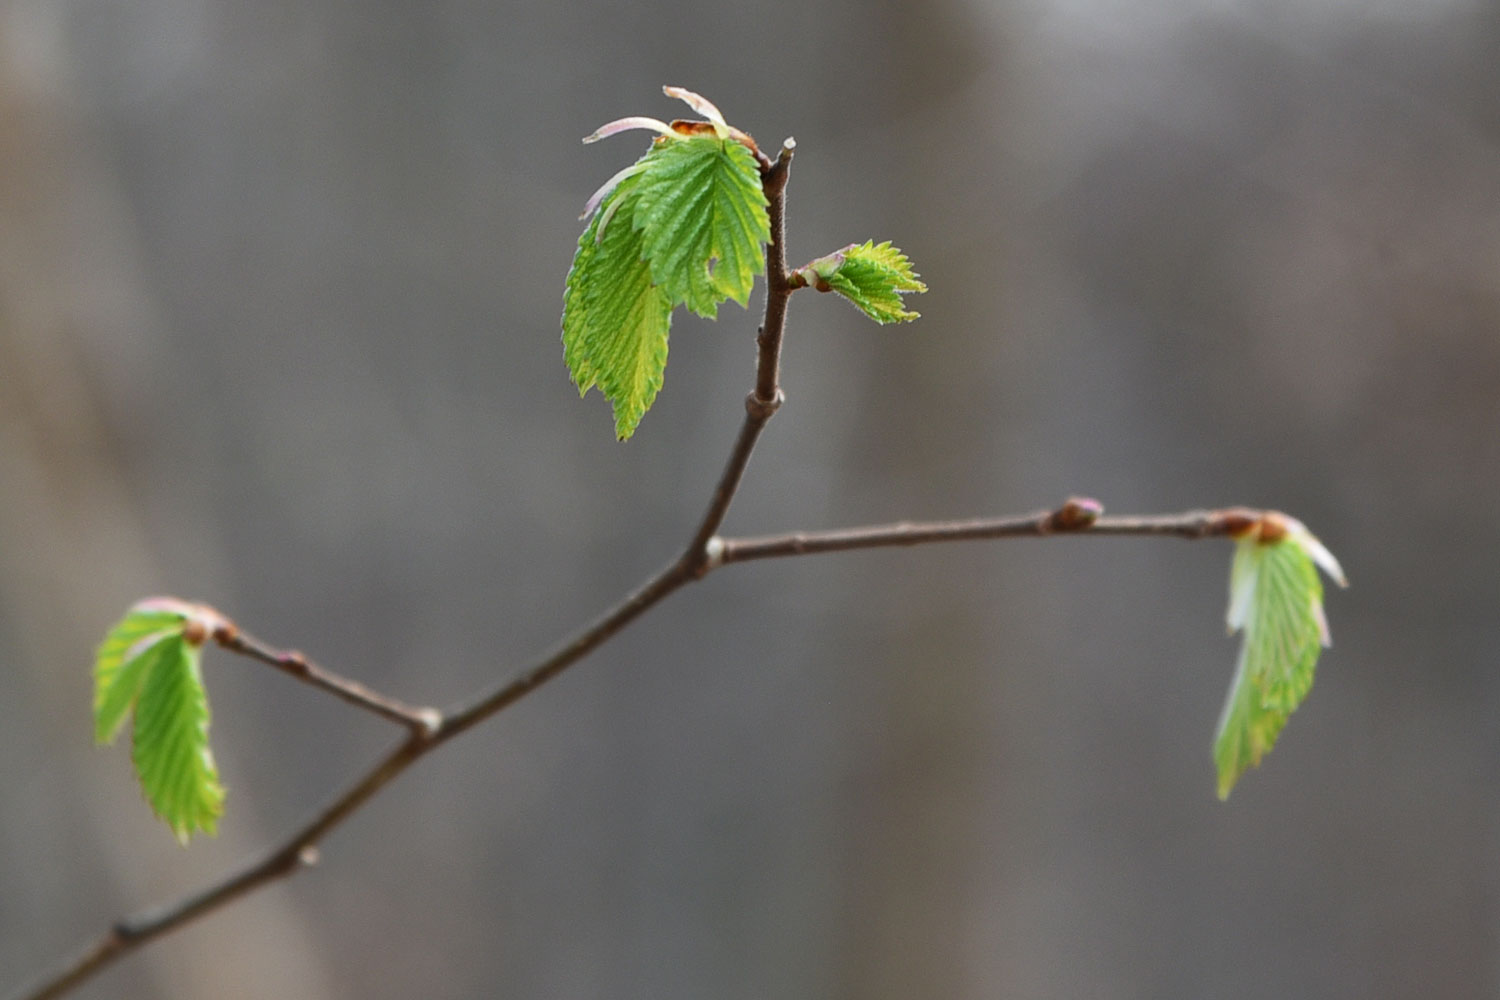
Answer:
715 502 1266 564
214 628 442 733
752 140 795 409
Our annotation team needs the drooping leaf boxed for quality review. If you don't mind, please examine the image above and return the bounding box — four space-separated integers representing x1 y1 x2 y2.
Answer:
95 599 226 842
131 635 224 842
1214 518 1346 799
561 173 673 440
630 134 770 318
797 240 926 324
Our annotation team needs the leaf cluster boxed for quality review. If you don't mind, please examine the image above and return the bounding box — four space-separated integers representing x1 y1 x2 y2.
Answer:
562 88 927 440
95 599 225 842
562 97 770 439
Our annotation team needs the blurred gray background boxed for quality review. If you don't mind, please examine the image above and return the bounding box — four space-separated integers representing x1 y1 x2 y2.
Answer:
2 0 1497 997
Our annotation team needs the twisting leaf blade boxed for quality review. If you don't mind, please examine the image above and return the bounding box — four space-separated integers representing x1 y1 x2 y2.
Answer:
1214 525 1342 799
130 635 225 843
1248 541 1324 713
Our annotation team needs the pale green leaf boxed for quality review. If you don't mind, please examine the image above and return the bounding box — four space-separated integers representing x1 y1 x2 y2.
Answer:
800 240 927 324
630 134 770 318
561 173 673 440
130 635 224 842
1214 520 1345 799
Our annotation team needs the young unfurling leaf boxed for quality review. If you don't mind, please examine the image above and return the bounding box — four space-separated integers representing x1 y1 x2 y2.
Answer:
561 87 772 439
95 599 226 842
630 134 769 318
1214 516 1346 799
793 240 927 324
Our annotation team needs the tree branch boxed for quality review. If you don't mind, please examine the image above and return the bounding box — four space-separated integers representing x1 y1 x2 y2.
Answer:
6 134 1275 1000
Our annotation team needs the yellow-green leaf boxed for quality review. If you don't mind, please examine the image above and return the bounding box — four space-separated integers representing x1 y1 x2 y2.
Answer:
1214 519 1346 798
798 240 926 324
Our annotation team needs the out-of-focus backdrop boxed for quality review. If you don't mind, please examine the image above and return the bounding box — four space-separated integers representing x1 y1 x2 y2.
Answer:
2 1 1497 997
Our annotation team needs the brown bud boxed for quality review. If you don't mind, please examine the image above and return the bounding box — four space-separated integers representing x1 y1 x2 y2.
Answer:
181 618 208 647
1256 511 1290 544
1053 497 1104 530
1217 509 1261 539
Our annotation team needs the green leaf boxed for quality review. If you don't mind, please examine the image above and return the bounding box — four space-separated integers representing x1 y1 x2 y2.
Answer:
630 135 770 318
561 174 673 440
799 240 927 324
131 635 224 842
1214 518 1346 799
95 600 226 842
95 608 187 744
